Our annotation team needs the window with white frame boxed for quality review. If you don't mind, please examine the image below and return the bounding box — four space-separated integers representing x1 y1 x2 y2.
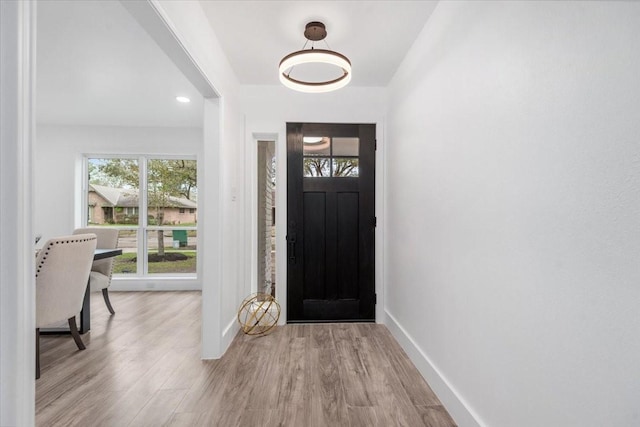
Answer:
86 156 198 277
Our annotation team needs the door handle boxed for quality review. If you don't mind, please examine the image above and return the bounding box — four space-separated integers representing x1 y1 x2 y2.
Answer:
288 234 296 264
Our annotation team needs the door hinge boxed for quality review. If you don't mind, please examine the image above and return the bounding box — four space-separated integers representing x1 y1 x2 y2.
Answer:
374 216 377 228
375 139 377 151
374 293 377 304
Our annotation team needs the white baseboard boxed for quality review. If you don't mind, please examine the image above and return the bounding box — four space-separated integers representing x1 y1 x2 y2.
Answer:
221 316 239 353
384 310 484 427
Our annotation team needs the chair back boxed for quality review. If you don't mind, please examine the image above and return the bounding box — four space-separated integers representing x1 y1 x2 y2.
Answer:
36 234 97 328
73 228 119 276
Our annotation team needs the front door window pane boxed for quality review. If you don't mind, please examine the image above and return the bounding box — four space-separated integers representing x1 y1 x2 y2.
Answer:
303 136 330 156
332 158 359 177
304 158 331 177
332 137 359 156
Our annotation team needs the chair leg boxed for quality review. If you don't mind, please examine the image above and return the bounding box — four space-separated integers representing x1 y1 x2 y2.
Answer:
36 328 40 379
102 288 115 315
68 316 86 350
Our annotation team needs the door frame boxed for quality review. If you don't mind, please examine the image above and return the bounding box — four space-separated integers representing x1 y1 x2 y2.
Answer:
245 121 386 326
1 1 36 424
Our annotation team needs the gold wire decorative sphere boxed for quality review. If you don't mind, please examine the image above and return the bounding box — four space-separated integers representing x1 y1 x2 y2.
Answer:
237 293 280 335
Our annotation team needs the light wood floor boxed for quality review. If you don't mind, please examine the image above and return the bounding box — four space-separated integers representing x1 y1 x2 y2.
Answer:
36 291 456 427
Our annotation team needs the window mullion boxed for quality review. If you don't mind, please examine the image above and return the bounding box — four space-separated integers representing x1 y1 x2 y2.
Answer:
82 157 89 226
139 156 148 276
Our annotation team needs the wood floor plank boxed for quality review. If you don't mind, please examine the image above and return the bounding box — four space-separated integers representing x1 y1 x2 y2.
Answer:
374 326 442 407
348 406 381 427
159 346 208 391
74 348 190 426
36 292 455 427
359 333 432 426
163 412 201 427
415 405 459 427
127 389 188 427
309 326 350 426
262 336 307 426
334 325 377 408
237 408 277 427
172 356 227 414
243 328 287 410
37 388 119 427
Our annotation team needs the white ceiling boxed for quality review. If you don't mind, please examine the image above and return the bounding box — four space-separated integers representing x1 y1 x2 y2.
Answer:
36 1 437 128
200 1 438 86
36 0 204 128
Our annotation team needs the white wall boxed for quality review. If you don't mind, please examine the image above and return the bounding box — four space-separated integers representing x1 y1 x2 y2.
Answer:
385 2 640 426
217 95 246 349
241 85 387 123
240 85 387 323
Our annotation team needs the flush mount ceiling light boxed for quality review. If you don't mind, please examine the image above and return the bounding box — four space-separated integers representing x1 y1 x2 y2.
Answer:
175 96 190 103
279 21 351 93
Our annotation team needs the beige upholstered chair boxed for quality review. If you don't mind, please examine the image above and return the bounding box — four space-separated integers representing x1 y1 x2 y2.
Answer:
73 228 119 314
36 234 97 379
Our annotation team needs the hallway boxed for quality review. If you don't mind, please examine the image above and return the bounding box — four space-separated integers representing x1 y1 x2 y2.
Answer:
36 292 455 426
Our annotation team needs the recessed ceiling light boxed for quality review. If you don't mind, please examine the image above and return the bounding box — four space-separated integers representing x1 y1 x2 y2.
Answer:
176 96 190 103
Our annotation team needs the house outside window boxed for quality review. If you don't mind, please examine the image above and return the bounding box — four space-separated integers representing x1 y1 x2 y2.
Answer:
86 156 198 277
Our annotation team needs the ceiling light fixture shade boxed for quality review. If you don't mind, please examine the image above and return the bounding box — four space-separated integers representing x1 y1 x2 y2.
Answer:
279 22 351 93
